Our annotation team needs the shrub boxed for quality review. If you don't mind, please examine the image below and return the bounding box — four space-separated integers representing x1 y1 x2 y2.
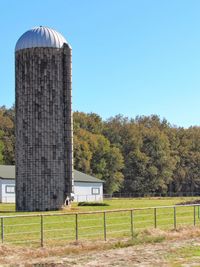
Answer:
78 202 109 206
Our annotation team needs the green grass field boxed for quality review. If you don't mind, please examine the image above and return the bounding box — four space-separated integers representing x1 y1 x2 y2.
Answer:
1 196 200 213
1 196 200 247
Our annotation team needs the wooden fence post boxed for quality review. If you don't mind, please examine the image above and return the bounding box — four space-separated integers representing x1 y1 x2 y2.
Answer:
40 215 44 247
154 208 157 228
1 218 4 243
75 213 78 241
174 207 176 229
130 210 134 239
194 206 196 226
103 212 106 241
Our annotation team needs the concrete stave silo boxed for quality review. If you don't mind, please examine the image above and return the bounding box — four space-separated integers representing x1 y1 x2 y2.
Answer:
15 26 73 211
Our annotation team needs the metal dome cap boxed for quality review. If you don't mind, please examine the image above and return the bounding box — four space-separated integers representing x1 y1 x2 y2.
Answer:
15 26 69 52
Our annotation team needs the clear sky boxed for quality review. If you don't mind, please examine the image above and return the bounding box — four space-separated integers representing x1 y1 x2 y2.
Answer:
1 0 200 128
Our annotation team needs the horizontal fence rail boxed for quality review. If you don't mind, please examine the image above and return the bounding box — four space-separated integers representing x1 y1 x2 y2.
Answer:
0 204 200 247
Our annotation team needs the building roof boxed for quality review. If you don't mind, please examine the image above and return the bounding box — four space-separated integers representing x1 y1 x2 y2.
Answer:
15 26 69 52
0 165 15 179
74 170 103 183
0 165 103 183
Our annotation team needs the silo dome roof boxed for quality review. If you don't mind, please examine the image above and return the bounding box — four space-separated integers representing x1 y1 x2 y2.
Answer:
15 26 69 52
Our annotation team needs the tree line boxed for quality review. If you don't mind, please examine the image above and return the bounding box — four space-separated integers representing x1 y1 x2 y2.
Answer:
0 106 200 195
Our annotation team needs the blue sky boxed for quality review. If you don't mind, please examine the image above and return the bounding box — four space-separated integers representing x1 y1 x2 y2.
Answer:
1 0 200 127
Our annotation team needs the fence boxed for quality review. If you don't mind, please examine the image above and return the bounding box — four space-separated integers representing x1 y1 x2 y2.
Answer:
104 192 200 198
0 196 15 204
0 204 200 247
74 194 103 202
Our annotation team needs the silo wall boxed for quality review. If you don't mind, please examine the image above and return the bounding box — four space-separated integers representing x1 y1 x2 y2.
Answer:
15 45 73 211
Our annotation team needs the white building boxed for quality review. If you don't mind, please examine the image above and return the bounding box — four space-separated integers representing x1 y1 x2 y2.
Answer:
0 165 103 203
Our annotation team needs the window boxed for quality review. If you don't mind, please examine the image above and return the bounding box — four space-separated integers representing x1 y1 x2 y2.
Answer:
5 185 15 194
92 188 100 195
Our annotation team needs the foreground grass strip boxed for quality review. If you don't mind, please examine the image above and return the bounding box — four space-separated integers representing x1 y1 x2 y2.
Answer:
1 227 200 266
166 245 200 266
0 229 166 264
0 228 200 267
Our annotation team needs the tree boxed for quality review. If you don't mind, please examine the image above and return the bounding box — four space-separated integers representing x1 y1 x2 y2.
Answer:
122 116 176 195
74 112 103 134
74 134 92 173
171 127 200 195
0 130 4 164
1 107 200 196
0 106 15 164
74 124 124 194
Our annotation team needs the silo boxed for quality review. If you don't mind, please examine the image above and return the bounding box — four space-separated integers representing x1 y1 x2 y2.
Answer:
15 26 73 211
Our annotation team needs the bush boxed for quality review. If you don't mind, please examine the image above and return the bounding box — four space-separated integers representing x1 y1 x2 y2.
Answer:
78 202 109 206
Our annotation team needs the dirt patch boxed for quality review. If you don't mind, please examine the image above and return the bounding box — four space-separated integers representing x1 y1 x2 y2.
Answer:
1 227 200 266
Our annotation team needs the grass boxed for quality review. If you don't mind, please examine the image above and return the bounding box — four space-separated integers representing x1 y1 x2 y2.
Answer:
1 196 200 214
1 227 200 266
112 232 165 249
0 230 169 265
75 196 200 211
166 245 200 266
1 196 200 247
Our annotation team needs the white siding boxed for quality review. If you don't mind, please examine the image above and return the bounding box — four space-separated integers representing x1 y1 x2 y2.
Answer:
0 179 15 203
74 182 103 202
0 179 103 203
